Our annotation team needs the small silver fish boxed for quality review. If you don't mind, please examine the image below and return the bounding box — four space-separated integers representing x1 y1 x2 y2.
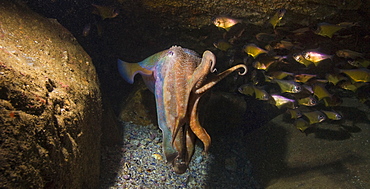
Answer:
212 15 242 31
302 51 333 64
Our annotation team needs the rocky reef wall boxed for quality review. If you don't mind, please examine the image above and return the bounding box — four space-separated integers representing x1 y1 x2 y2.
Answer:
0 1 102 188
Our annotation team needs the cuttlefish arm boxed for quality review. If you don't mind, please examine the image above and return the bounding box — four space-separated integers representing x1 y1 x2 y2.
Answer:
190 64 247 152
170 50 216 146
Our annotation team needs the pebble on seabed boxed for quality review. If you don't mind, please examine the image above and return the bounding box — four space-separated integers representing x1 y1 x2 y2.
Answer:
152 153 163 160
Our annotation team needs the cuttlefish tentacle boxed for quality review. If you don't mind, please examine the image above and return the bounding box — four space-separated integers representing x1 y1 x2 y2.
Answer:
190 64 247 152
195 64 248 94
189 96 211 152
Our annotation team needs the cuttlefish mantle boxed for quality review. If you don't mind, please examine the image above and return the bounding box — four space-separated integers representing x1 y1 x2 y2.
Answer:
118 45 247 174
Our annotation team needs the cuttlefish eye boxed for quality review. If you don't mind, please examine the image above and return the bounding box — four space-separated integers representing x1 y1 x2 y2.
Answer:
167 50 174 56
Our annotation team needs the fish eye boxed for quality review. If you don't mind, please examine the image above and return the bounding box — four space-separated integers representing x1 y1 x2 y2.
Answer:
311 99 317 104
279 9 285 14
293 54 301 61
318 115 325 120
295 85 302 92
336 114 342 120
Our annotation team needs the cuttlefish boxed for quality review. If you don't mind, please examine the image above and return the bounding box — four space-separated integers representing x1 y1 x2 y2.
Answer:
118 46 247 174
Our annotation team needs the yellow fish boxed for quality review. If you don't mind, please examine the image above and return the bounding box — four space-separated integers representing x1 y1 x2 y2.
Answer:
244 44 268 58
294 74 316 83
312 83 332 100
294 118 310 132
293 53 314 67
268 8 286 29
338 81 367 92
238 84 270 101
297 96 317 106
321 110 342 120
314 22 345 38
92 4 119 20
253 60 274 70
213 40 232 51
253 86 270 101
347 59 370 68
340 68 370 83
269 71 294 80
287 108 302 119
212 15 242 31
269 40 295 50
336 49 364 59
326 73 346 85
302 111 326 124
238 84 255 96
273 79 302 93
270 94 296 109
253 55 285 70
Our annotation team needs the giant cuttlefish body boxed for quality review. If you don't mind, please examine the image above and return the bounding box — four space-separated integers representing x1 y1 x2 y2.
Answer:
118 46 247 174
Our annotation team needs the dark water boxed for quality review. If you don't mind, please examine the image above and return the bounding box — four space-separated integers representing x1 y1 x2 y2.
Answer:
24 1 370 188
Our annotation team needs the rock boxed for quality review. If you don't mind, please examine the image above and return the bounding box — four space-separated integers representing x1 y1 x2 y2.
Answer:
0 1 102 188
118 82 157 126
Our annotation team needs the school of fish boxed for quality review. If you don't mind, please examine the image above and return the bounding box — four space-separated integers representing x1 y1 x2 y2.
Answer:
213 9 370 133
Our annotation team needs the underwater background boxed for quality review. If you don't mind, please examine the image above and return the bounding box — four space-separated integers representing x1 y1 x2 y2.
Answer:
14 0 370 188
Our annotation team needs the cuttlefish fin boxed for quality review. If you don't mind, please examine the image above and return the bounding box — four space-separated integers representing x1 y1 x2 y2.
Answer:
195 64 247 94
118 59 153 84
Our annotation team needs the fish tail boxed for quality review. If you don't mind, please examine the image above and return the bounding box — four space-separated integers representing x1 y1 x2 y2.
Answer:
118 59 152 84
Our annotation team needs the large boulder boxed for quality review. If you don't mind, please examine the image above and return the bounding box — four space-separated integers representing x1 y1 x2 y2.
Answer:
0 1 102 188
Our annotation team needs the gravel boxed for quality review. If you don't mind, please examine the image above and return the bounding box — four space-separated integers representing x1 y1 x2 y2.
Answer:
99 121 260 189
